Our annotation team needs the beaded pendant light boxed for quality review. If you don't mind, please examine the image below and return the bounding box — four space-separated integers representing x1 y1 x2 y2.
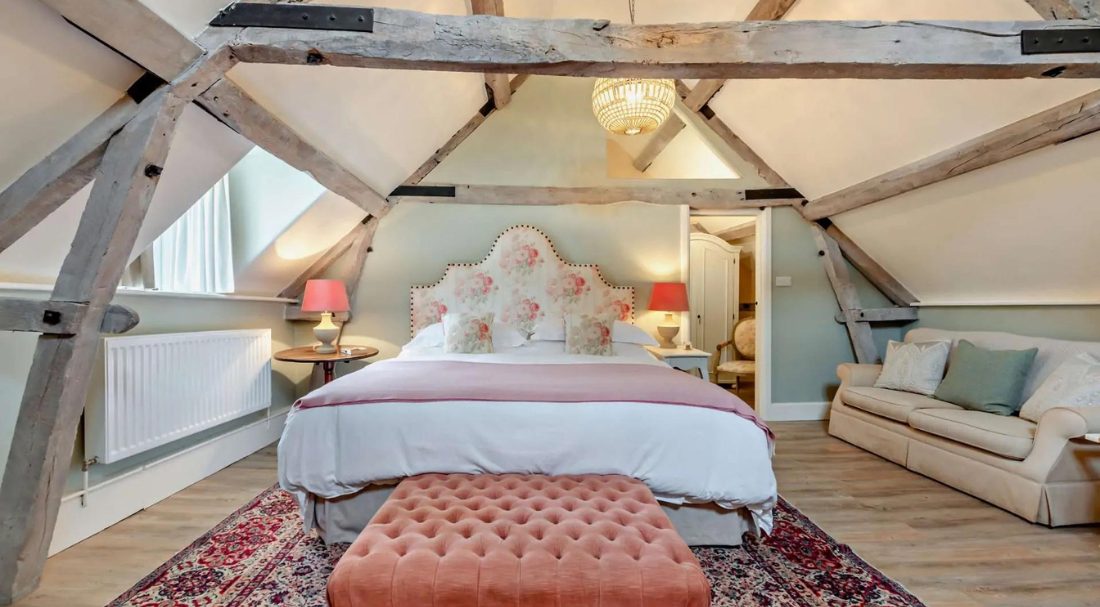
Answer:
591 1 676 136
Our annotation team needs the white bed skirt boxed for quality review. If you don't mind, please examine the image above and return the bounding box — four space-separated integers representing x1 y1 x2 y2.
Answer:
304 487 760 546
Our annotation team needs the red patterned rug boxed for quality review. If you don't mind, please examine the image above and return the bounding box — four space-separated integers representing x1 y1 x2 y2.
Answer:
108 486 924 606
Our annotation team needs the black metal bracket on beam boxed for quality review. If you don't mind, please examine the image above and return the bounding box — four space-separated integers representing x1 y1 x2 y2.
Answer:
744 188 804 200
1022 28 1100 54
42 310 62 326
126 72 165 103
390 185 457 198
210 3 374 32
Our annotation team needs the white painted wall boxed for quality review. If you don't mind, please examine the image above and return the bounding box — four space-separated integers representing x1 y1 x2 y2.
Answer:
0 0 139 192
834 130 1100 305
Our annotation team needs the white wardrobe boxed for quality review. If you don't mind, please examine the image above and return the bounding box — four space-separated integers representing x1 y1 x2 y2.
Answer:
688 233 741 356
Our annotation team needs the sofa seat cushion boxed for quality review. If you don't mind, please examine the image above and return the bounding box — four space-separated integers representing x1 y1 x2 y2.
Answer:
842 387 961 423
908 409 1037 460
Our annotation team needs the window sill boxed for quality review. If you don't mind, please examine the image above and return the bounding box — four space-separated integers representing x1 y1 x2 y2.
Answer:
0 282 296 304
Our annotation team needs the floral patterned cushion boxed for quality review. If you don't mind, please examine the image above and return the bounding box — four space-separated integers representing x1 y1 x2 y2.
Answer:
565 313 615 356
443 312 495 354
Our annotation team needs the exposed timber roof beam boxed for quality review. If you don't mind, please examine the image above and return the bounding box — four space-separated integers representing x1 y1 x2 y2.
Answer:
470 0 511 109
390 185 801 209
197 78 390 216
39 0 203 81
801 88 1100 220
219 12 1100 79
1025 0 1099 19
632 0 800 172
810 224 879 364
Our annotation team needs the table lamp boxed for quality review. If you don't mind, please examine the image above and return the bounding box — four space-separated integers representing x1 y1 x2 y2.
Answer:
301 279 350 354
648 282 689 348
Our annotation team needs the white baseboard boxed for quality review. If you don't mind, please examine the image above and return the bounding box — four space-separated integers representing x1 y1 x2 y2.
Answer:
50 410 288 556
764 401 831 422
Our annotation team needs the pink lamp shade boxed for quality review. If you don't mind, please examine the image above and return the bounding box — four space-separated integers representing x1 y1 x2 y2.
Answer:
301 279 350 313
648 282 689 312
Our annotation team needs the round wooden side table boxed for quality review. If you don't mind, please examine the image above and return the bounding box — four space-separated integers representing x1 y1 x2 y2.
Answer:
274 345 379 384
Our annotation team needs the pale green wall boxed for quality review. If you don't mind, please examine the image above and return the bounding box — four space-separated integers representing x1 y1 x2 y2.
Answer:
914 306 1100 341
0 289 306 492
770 207 903 404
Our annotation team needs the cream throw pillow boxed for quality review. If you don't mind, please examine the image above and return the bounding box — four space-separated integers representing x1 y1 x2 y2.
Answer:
874 339 951 396
1019 353 1100 423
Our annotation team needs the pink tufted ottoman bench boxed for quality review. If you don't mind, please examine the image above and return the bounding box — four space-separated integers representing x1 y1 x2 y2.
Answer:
328 473 711 607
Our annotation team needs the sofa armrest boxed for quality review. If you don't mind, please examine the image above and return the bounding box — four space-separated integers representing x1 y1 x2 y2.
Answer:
1038 406 1100 439
836 363 882 388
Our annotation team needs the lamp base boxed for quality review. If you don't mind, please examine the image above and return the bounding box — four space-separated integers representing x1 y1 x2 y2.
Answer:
656 324 679 349
313 312 340 354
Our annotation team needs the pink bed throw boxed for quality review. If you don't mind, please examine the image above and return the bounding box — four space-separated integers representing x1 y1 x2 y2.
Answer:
296 361 773 443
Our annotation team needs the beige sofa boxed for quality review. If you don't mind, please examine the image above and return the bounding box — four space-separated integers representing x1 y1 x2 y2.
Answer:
829 328 1100 526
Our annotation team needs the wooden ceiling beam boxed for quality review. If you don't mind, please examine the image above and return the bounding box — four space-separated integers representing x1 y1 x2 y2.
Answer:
391 185 800 209
802 88 1100 220
0 299 138 335
1025 0 1099 19
40 0 203 81
197 78 390 216
810 224 879 364
223 12 1100 79
470 0 512 109
0 89 186 605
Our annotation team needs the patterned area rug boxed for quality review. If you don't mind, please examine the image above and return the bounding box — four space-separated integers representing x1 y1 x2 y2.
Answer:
108 486 924 606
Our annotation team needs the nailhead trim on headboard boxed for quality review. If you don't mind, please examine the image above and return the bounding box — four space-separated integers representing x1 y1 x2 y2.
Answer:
409 225 635 336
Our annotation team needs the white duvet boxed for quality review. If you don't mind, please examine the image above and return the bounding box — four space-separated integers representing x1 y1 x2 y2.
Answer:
278 341 777 532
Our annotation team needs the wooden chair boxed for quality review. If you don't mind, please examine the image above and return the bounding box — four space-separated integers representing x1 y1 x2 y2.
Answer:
712 318 755 394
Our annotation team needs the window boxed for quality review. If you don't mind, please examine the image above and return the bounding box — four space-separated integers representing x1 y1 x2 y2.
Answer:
148 175 235 294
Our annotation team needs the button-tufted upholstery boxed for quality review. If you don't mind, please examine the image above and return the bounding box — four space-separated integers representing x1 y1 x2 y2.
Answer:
328 473 711 607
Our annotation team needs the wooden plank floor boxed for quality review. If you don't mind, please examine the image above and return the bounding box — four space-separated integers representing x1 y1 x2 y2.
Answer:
14 422 1100 606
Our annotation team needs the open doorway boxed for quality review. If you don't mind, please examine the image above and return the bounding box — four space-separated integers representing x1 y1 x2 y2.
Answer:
686 212 769 411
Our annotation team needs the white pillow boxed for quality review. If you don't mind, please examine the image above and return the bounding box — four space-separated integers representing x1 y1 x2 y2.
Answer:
532 317 656 346
531 316 565 341
409 320 527 350
873 339 951 396
1019 352 1100 423
612 321 659 346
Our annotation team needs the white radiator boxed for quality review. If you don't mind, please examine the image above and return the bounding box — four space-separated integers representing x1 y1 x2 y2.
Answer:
89 329 272 464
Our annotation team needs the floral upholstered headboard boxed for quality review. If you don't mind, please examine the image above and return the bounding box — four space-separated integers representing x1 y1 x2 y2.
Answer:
410 225 634 336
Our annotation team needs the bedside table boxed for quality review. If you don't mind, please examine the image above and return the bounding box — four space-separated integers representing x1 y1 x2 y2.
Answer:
645 346 713 382
275 345 379 385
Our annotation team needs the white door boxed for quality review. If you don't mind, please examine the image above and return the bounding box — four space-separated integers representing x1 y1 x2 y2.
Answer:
689 234 740 357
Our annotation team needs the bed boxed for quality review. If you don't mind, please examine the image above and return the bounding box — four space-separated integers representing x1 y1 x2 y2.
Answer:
278 225 777 545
